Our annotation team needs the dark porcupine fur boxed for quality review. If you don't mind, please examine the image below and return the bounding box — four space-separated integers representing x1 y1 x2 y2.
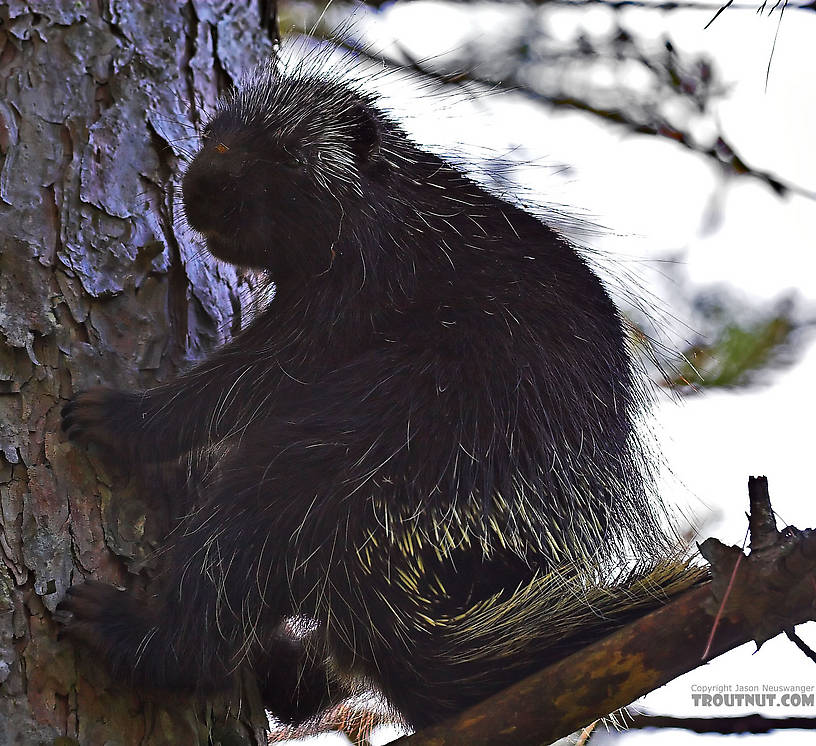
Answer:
58 57 702 729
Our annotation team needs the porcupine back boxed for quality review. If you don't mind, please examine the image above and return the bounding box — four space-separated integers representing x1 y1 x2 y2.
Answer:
178 55 702 726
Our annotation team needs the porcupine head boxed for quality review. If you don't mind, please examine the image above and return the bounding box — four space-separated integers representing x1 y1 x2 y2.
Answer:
182 62 391 281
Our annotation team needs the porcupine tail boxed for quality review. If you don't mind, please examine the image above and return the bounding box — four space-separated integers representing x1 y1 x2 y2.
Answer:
442 556 705 666
372 555 706 729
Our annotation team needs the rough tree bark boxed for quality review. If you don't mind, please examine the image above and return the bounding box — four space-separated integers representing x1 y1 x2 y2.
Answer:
0 2 279 743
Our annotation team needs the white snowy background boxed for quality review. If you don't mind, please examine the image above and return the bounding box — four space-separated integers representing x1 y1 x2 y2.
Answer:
275 1 816 743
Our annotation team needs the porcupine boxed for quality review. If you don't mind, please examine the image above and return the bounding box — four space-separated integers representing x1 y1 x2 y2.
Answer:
58 59 701 729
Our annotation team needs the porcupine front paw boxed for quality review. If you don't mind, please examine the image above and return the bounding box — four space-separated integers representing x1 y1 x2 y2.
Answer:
61 387 138 457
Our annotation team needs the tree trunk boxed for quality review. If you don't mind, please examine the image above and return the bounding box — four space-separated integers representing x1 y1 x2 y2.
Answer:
0 2 277 742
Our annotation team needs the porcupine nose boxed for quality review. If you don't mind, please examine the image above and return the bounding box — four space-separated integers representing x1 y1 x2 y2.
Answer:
182 147 242 233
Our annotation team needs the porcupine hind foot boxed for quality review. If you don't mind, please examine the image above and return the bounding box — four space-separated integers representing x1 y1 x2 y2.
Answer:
55 581 231 693
56 582 342 723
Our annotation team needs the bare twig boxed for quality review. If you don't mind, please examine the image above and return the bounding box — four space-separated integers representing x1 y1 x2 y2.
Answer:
354 0 815 12
325 36 816 201
625 711 816 733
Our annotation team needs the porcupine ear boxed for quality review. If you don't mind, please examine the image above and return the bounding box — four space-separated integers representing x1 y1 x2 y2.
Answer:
346 102 383 164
